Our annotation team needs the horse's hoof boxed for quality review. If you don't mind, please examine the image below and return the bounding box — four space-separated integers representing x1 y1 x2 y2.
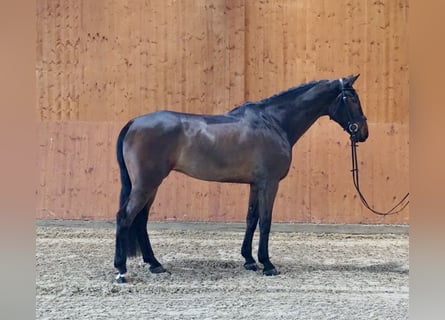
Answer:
149 265 167 274
115 273 127 283
244 262 259 271
263 268 280 276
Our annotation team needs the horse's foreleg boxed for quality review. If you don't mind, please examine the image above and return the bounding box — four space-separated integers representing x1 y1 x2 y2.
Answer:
241 184 259 271
257 181 280 276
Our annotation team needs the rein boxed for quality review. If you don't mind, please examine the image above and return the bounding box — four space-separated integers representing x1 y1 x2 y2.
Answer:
334 78 409 216
349 134 409 216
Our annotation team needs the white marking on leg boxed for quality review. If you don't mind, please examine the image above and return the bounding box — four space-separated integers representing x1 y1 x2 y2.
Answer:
115 273 127 280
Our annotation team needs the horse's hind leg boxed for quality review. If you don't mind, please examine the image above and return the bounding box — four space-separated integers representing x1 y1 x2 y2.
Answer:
114 187 151 282
134 191 166 273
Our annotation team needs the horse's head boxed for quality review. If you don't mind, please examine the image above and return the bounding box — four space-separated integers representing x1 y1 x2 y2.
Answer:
329 74 369 142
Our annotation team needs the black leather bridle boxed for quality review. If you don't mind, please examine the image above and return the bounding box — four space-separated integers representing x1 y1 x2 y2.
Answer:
330 78 367 139
333 79 409 216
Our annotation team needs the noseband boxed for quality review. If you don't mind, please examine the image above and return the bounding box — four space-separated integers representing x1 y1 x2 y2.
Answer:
330 78 367 138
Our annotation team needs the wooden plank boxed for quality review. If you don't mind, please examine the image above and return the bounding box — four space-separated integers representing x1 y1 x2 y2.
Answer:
37 121 121 219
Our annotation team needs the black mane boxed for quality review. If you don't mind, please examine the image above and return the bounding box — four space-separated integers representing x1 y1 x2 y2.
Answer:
227 101 257 115
228 79 328 115
257 79 325 106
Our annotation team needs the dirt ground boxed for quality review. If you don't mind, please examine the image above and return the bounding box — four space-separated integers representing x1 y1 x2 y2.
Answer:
36 224 408 320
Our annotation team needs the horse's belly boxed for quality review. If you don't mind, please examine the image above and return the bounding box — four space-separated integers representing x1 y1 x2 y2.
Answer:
174 151 255 183
174 143 291 183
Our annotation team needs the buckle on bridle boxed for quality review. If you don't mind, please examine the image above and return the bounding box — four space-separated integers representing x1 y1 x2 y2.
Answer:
348 123 359 134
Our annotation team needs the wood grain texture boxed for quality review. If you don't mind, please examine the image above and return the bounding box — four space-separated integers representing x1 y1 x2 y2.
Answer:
36 0 409 223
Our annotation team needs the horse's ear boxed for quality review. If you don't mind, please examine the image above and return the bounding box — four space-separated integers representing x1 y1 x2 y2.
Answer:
345 74 360 86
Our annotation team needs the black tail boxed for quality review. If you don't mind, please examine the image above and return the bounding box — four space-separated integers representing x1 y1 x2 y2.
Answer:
117 120 134 208
116 120 147 257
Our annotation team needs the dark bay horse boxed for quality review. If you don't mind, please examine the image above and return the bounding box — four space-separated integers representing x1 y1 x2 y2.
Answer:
114 74 368 282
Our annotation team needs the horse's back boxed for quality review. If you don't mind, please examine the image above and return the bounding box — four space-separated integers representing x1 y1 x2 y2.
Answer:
129 110 183 132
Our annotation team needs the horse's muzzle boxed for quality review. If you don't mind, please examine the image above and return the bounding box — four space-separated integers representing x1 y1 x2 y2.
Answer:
353 122 369 142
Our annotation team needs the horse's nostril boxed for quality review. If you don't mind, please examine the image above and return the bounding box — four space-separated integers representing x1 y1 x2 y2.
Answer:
360 129 369 142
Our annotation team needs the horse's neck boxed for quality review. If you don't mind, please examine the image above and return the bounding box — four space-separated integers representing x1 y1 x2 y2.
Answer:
266 87 335 146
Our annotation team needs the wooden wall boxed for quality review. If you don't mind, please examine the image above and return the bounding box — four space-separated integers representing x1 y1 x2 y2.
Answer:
36 0 409 224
